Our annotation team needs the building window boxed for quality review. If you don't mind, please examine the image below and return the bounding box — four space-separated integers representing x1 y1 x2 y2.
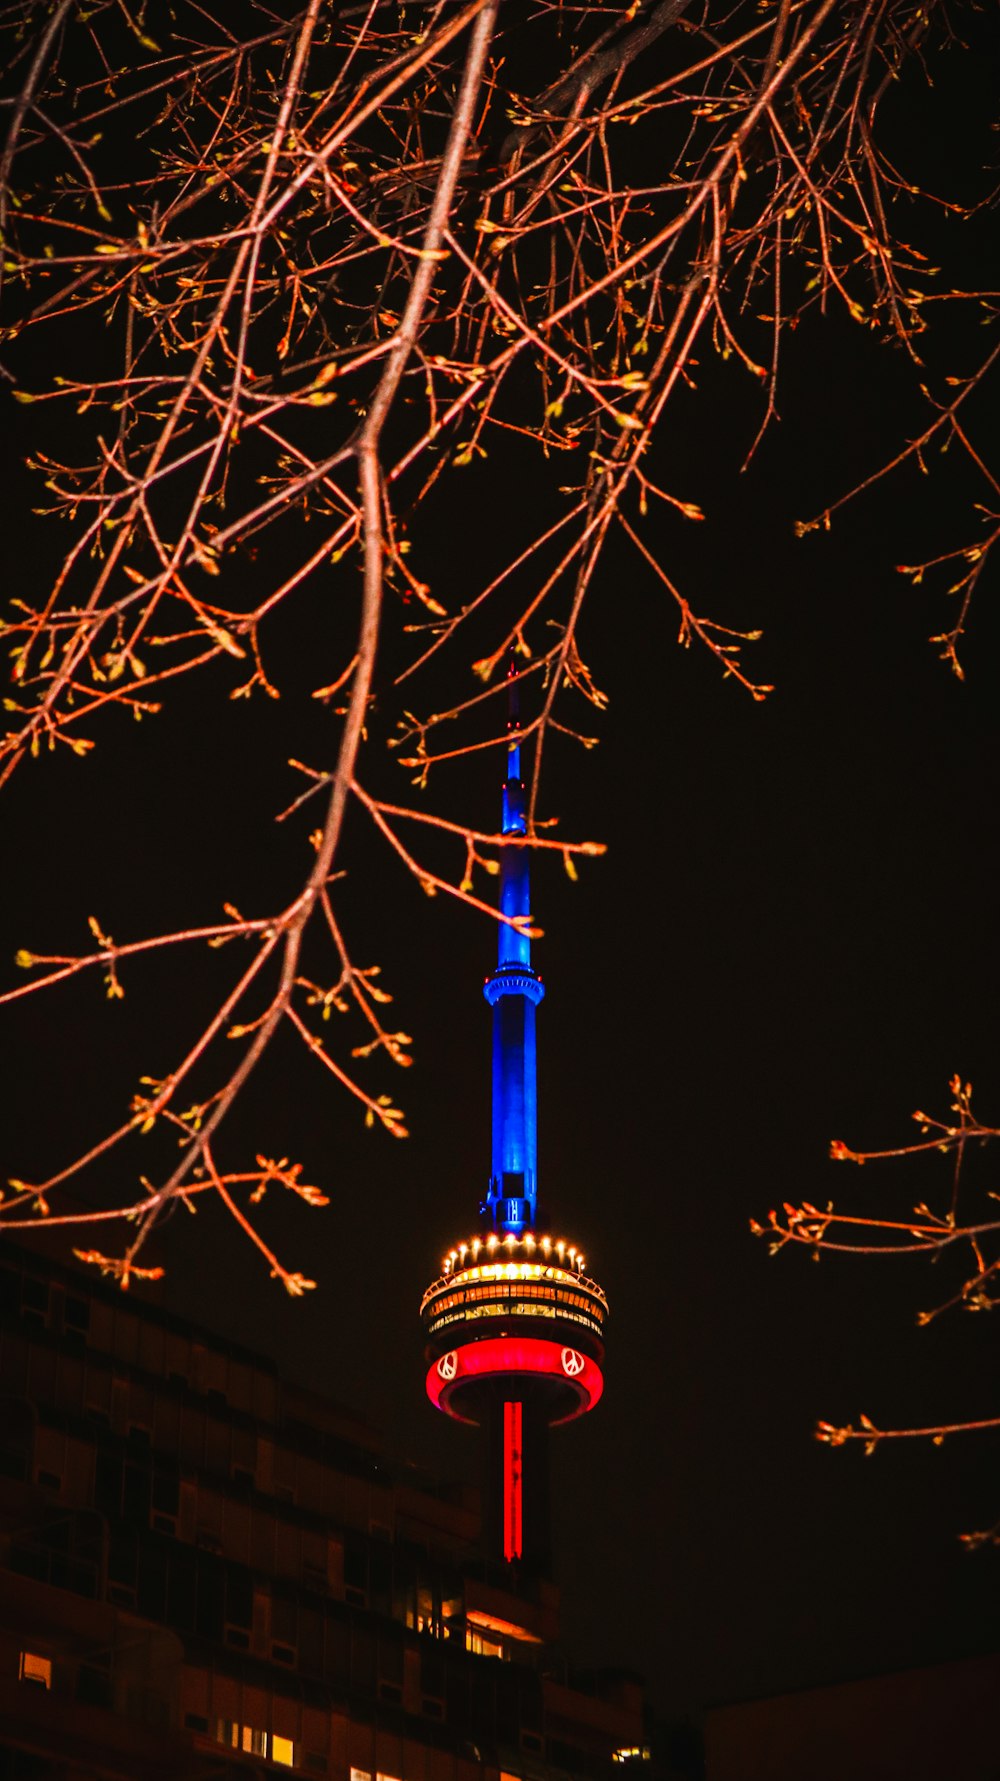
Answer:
20 1276 49 1325
152 1464 180 1519
214 1721 291 1761
466 1627 503 1660
343 1533 368 1600
19 1651 51 1688
64 1295 90 1334
77 1665 112 1709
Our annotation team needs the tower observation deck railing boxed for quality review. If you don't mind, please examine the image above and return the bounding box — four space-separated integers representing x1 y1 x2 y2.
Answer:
420 1244 609 1348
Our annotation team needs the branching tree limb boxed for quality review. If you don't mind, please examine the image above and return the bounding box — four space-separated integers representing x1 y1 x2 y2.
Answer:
0 0 994 1287
756 1075 1000 1542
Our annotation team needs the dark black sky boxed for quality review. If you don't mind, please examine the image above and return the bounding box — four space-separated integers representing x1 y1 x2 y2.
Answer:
2 11 999 1731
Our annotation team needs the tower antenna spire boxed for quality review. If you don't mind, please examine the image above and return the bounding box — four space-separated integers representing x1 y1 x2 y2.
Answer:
506 645 521 783
486 649 544 1233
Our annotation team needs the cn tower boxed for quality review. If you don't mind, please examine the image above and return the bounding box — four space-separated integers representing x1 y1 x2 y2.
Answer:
420 664 608 1572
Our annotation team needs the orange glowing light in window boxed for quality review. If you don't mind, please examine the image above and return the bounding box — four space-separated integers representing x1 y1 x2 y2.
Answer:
19 1652 51 1688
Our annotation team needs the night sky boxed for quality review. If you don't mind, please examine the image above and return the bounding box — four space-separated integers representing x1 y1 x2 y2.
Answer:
2 12 998 1732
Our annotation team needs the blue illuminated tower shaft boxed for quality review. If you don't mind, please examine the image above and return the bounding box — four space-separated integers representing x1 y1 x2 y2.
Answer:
482 689 544 1233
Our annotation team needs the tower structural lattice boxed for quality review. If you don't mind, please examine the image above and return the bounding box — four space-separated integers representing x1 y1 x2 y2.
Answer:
419 666 608 1571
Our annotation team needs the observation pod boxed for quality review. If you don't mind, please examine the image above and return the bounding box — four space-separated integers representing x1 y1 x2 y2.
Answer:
419 662 608 1574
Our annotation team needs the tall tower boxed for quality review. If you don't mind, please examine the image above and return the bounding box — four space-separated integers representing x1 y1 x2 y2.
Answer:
420 665 608 1573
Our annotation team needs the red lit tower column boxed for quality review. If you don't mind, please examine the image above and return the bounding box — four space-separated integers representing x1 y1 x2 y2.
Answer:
420 666 608 1573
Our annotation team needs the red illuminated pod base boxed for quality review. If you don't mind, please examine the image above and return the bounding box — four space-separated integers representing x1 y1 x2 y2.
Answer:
425 1335 604 1425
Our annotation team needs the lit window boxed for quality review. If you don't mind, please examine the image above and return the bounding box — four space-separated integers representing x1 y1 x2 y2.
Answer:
19 1652 51 1688
216 1720 239 1747
242 1725 268 1755
351 1769 372 1781
466 1627 503 1660
272 1735 296 1766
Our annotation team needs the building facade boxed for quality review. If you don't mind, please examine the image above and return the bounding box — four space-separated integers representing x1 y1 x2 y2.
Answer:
0 1244 648 1780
